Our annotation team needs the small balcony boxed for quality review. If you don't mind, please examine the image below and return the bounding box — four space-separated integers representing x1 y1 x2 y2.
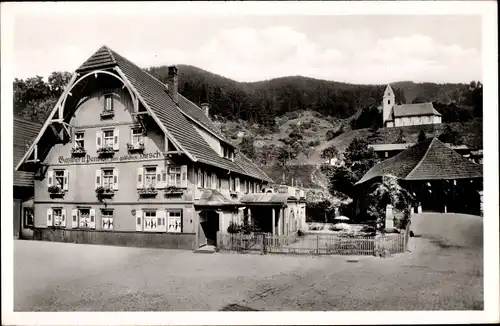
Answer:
97 146 115 157
127 142 145 153
138 186 158 197
71 147 87 157
100 110 115 119
95 186 115 201
48 185 66 198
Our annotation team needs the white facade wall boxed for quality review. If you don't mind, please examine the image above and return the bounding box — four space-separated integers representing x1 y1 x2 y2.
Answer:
392 115 441 127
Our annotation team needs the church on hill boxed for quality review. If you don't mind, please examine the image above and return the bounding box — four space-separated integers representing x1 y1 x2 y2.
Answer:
381 84 442 128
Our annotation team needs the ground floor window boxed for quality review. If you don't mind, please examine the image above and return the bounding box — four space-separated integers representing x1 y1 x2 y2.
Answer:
78 208 95 229
168 211 182 233
141 210 166 232
53 208 63 227
23 207 34 228
101 209 114 230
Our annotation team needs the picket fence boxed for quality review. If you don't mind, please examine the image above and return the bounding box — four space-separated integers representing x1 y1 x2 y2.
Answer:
217 229 409 257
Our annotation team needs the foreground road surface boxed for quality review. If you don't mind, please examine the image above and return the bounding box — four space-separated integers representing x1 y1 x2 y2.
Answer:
14 214 482 311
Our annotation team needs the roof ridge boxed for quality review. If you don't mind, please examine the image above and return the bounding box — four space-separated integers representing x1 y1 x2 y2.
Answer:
103 45 117 65
406 138 436 179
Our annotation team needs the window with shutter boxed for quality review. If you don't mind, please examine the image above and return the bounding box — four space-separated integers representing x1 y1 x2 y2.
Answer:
47 170 54 187
46 208 53 227
136 210 143 231
71 209 78 228
63 171 69 191
53 208 63 227
101 209 114 230
167 211 182 233
137 167 144 189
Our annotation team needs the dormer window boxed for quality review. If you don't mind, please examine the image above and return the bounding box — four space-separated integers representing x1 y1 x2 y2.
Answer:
222 145 234 161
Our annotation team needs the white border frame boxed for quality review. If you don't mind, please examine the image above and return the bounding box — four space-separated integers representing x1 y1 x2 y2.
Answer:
2 1 498 325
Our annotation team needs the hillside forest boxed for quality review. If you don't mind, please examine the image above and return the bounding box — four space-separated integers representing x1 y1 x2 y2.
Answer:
13 66 483 199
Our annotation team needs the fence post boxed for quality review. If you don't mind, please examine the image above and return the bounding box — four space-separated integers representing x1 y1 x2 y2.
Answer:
261 233 266 255
316 234 319 255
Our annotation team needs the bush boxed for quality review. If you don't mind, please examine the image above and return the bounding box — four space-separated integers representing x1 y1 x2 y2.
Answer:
308 140 321 147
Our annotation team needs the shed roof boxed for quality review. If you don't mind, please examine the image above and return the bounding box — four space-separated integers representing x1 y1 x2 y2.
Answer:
13 118 42 187
356 138 483 185
240 193 298 206
195 189 243 207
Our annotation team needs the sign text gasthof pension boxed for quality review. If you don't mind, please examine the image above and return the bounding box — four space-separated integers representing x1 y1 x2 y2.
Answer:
58 151 163 164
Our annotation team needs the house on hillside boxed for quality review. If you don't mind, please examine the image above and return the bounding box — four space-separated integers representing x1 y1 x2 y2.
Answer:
356 138 483 216
13 118 42 239
15 45 312 250
381 85 442 128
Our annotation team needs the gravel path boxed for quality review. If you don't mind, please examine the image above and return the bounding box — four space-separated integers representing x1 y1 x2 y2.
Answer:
14 214 482 311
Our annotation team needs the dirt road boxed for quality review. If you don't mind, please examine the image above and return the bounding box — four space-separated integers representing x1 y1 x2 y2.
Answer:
14 214 482 311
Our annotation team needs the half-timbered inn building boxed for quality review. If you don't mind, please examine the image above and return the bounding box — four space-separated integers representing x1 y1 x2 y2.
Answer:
15 45 298 250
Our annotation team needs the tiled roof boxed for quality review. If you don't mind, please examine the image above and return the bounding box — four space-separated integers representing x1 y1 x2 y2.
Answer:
75 46 271 182
13 118 42 187
392 102 442 117
76 46 117 73
356 138 483 185
177 95 228 143
195 189 243 207
234 152 274 183
240 193 298 205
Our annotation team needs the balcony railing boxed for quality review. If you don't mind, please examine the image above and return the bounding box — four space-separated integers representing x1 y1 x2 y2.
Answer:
97 146 115 156
100 110 115 119
71 147 87 157
127 142 145 153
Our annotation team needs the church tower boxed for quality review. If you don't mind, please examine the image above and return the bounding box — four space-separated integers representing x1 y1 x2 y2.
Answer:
383 84 395 126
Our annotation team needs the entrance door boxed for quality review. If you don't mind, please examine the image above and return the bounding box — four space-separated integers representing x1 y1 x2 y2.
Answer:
200 211 219 246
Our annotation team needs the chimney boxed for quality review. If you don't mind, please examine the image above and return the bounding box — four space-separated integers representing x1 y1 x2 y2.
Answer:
166 65 179 103
201 103 210 118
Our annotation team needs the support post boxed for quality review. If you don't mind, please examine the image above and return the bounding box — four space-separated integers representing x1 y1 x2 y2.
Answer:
385 204 394 229
272 208 276 236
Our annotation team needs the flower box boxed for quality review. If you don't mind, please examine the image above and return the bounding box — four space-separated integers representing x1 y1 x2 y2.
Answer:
138 186 158 197
127 142 145 152
71 147 87 157
48 185 65 198
95 186 115 198
97 146 115 156
164 186 183 196
100 110 115 119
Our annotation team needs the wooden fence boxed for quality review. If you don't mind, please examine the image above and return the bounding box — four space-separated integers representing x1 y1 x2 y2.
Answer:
217 228 409 257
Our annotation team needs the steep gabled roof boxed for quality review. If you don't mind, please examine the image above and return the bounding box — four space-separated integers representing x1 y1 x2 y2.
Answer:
392 102 442 117
17 45 272 183
76 46 117 73
356 138 482 185
13 118 42 187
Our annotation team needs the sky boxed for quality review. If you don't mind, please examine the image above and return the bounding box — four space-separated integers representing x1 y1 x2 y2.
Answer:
9 3 483 84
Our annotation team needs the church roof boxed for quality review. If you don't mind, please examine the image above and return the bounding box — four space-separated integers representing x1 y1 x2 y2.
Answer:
356 138 482 185
391 102 442 118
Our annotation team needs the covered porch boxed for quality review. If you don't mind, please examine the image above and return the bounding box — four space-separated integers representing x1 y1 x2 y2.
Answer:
240 193 298 237
194 189 244 247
